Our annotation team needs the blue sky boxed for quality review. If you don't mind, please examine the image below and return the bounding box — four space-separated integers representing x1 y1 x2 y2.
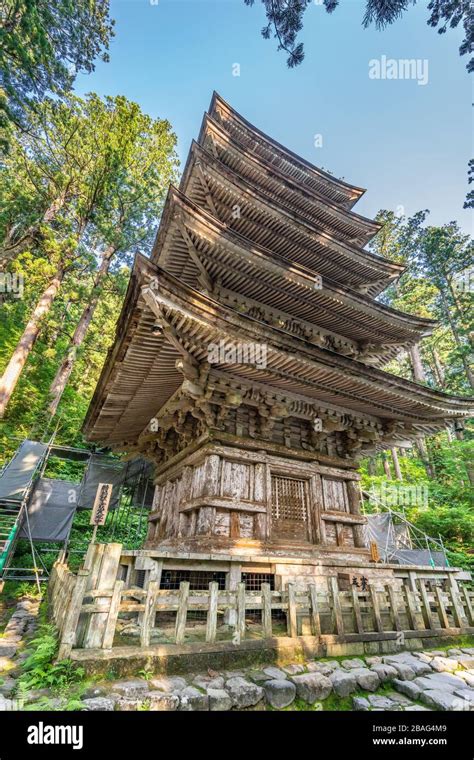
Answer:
75 0 473 234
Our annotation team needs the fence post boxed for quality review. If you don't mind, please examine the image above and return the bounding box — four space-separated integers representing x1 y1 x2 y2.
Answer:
100 580 124 650
447 575 465 629
261 583 272 639
329 577 344 635
57 569 89 660
287 583 298 637
369 586 384 633
434 585 449 629
83 543 123 649
235 583 246 644
137 559 163 631
206 582 219 643
418 579 435 630
139 579 160 648
387 585 402 632
351 586 364 633
309 583 321 636
48 564 58 604
461 585 474 627
175 581 190 644
404 585 421 631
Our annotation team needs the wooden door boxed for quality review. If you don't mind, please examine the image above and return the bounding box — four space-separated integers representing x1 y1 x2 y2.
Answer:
271 475 309 542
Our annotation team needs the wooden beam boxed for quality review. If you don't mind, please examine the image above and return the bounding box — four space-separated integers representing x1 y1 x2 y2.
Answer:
261 583 272 639
205 582 219 643
329 576 344 635
309 583 322 636
351 586 364 634
287 583 298 637
175 581 190 644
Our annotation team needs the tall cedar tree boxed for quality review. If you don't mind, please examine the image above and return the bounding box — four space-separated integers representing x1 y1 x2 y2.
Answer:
0 0 113 145
0 94 177 417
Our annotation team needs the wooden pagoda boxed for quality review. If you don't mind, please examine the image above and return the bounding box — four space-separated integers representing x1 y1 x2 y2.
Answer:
83 93 473 592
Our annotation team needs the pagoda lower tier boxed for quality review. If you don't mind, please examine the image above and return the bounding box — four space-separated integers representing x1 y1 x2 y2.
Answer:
83 257 473 564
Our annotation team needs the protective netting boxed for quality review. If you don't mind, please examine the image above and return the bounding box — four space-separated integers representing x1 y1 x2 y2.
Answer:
364 513 446 566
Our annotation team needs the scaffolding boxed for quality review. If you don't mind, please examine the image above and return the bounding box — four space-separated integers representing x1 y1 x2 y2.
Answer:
361 488 449 567
0 440 154 587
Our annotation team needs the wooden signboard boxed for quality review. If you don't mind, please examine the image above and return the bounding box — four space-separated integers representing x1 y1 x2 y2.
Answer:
90 483 113 526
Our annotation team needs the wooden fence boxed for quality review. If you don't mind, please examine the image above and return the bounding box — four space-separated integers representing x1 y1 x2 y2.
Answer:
48 546 474 660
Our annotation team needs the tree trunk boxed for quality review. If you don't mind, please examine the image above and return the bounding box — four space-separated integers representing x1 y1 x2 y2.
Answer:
48 245 116 415
0 267 64 417
382 453 392 479
409 344 426 383
367 457 376 476
390 447 403 481
416 437 435 478
1 190 68 266
439 290 474 388
446 278 473 346
430 347 445 387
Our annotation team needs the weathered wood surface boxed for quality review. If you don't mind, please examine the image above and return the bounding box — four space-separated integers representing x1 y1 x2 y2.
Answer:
50 551 474 660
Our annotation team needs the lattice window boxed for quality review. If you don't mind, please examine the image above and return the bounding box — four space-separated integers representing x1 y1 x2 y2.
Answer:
271 475 307 522
241 573 285 622
242 573 275 591
160 570 227 620
160 570 226 590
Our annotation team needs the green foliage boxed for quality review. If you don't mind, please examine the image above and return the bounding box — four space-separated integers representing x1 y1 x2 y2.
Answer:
245 1 472 73
0 89 178 443
0 0 114 140
18 623 84 692
370 211 473 395
361 438 474 571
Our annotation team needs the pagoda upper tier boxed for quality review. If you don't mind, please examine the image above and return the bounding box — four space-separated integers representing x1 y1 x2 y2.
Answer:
198 113 380 247
151 187 436 366
209 92 365 210
179 140 404 297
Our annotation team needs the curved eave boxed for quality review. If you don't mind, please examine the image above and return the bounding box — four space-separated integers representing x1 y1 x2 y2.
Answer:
83 257 473 448
152 187 436 343
210 92 366 209
180 141 405 294
199 113 381 246
144 261 472 416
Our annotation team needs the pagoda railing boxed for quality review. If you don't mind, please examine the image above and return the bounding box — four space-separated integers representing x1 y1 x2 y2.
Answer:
48 544 474 660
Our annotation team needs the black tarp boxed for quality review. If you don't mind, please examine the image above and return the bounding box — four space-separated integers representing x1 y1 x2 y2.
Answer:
0 440 47 502
18 478 78 542
77 455 124 509
393 549 448 567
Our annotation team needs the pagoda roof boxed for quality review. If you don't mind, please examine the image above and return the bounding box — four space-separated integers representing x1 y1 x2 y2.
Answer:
152 187 436 360
83 256 473 448
199 113 380 247
210 92 365 210
180 141 404 296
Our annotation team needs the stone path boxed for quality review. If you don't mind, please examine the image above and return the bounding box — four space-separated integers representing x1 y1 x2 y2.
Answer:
40 647 474 712
0 597 40 708
1 603 473 712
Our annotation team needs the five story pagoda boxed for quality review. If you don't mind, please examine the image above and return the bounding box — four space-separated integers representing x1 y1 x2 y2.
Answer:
83 93 473 592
